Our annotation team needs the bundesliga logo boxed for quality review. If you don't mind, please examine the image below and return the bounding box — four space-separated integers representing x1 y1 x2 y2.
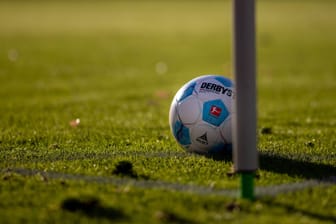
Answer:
210 105 222 117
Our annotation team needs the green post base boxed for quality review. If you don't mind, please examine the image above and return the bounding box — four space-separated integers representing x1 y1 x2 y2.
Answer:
240 172 255 200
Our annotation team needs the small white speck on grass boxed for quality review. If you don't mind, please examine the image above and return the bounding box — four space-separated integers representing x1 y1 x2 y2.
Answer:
155 61 168 75
8 49 19 62
69 118 80 127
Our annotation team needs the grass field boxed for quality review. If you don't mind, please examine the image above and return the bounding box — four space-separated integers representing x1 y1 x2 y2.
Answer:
0 0 335 223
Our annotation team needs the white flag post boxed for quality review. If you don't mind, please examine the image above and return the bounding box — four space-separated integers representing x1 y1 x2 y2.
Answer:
232 0 258 200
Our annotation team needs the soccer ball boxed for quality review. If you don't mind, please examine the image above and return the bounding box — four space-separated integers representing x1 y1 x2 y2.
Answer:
169 75 234 154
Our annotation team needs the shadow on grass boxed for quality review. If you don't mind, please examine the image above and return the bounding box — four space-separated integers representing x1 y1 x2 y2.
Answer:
154 210 197 224
61 197 126 221
207 151 336 180
261 199 336 223
112 160 150 180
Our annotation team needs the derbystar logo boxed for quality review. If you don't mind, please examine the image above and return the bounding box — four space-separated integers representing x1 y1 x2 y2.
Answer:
196 133 208 145
210 105 222 117
200 82 233 97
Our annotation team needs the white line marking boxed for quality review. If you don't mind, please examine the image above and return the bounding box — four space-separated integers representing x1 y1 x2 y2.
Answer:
3 168 335 198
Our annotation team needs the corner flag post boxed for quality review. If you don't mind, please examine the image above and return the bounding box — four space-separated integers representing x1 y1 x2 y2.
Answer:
232 0 258 200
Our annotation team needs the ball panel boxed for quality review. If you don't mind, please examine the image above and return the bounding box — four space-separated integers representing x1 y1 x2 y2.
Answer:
202 99 229 127
177 96 201 124
175 81 197 102
214 76 234 88
189 124 221 153
220 116 232 144
168 100 178 127
173 120 191 146
208 142 226 153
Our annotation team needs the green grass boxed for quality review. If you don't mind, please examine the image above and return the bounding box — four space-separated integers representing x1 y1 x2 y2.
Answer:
0 0 335 223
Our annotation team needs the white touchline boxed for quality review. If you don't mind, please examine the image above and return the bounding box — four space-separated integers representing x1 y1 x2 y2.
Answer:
3 168 335 198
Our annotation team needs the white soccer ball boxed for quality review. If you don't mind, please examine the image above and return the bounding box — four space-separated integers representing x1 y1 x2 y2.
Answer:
169 75 235 154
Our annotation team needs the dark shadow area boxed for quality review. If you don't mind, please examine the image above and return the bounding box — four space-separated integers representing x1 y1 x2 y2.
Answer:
259 153 336 179
261 199 336 223
154 210 197 224
112 160 150 180
61 197 126 221
207 151 336 179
